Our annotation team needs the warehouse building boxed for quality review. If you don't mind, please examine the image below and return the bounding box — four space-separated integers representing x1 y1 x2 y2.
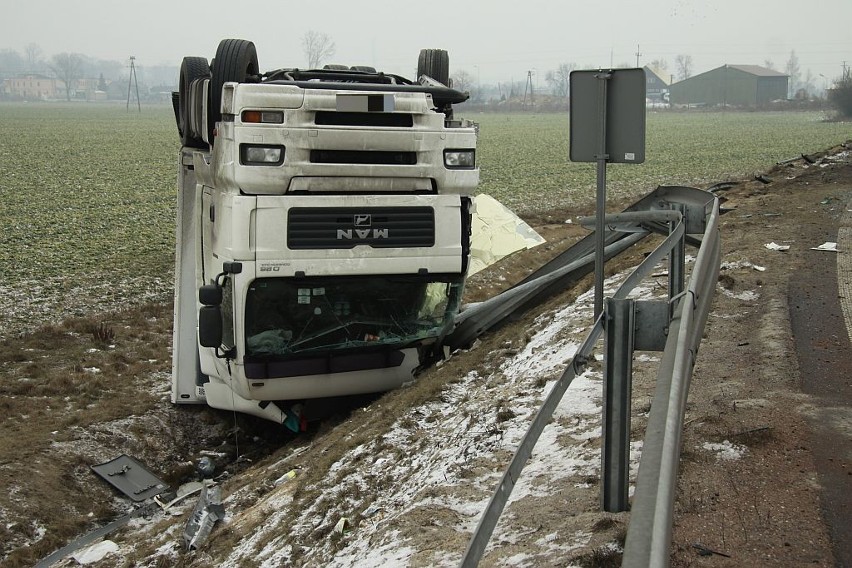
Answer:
670 65 788 108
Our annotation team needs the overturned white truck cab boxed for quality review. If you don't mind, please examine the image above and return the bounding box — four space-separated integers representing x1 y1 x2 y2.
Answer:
171 39 479 426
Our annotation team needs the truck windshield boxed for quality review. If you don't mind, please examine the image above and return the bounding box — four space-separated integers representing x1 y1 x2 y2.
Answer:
244 276 463 358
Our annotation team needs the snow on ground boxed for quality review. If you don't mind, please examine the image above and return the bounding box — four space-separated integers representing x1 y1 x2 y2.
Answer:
0 274 172 340
77 262 675 567
207 270 667 567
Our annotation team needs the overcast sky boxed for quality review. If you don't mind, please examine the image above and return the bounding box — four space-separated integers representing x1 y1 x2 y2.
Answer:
2 0 850 86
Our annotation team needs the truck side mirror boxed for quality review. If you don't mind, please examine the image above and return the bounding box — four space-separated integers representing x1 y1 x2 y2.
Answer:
198 305 223 348
199 284 222 306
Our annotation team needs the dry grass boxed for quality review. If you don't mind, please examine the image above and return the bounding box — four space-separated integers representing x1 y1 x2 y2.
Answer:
0 301 228 566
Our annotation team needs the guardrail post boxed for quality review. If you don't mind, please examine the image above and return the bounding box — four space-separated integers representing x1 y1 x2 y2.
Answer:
669 204 686 301
602 297 634 512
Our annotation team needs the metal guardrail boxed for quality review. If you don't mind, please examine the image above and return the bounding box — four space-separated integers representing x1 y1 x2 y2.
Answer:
622 190 721 567
458 186 720 567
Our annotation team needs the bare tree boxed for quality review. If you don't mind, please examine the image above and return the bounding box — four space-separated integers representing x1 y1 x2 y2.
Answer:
675 54 693 81
50 53 84 101
763 59 776 71
649 58 668 72
302 31 336 69
785 50 801 98
0 48 25 76
24 43 42 72
545 62 575 97
451 69 474 93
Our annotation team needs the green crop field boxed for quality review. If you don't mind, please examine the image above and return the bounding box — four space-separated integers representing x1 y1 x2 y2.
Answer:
0 102 848 336
474 111 850 213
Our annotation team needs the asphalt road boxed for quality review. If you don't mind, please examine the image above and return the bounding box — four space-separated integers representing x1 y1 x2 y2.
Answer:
788 204 852 568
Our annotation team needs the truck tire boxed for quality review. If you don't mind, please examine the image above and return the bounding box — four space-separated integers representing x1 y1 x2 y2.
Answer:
178 56 211 148
417 49 449 86
208 39 259 145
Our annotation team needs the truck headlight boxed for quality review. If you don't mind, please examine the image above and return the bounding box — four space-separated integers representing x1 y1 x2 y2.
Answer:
444 149 475 169
240 144 285 166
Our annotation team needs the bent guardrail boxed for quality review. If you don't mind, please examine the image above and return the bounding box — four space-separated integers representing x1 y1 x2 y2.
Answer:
458 186 720 567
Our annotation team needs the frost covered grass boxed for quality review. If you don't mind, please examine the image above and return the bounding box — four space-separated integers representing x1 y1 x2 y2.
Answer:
0 102 178 339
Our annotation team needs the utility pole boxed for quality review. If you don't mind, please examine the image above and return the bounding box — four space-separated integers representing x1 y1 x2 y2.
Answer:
635 44 642 68
522 70 535 110
127 56 141 112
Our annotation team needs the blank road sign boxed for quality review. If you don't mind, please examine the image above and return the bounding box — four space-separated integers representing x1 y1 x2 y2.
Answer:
569 68 646 164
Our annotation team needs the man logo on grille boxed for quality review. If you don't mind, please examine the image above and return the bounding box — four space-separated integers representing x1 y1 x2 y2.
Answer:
337 213 388 240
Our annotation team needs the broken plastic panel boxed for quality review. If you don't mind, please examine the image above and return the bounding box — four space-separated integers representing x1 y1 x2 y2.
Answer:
468 194 546 276
91 455 168 502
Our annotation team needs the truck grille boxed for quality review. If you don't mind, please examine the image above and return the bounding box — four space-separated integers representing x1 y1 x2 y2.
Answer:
310 149 416 165
315 111 413 127
287 207 435 249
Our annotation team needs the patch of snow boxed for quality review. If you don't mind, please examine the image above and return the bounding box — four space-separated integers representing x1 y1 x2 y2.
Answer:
701 440 747 461
718 288 760 301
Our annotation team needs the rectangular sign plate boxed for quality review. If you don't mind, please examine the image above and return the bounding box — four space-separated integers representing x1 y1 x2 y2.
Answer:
336 93 395 112
569 68 646 164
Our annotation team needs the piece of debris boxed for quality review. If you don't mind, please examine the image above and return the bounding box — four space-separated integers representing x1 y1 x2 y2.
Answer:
273 469 298 486
811 242 839 252
333 517 349 535
764 242 790 252
197 456 216 479
693 543 731 558
155 481 204 513
91 455 168 502
754 173 772 184
71 540 120 565
184 482 225 550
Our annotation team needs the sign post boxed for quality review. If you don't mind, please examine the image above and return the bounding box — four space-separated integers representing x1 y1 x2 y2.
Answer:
570 68 646 512
569 68 646 318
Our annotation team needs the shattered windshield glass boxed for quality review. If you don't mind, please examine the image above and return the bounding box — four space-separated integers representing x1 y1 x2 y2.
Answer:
244 276 463 358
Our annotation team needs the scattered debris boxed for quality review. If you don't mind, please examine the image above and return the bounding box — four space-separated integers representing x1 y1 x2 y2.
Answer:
754 173 772 184
811 241 839 252
34 502 159 568
184 482 225 551
764 242 790 252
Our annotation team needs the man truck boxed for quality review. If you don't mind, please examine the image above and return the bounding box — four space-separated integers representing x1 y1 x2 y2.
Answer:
171 39 479 427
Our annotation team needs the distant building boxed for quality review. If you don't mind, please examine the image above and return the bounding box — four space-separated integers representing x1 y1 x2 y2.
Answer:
643 66 670 102
669 65 788 108
3 74 61 100
3 74 112 101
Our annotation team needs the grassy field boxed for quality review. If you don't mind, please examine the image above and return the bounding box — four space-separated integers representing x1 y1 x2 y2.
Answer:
475 110 851 212
0 102 849 336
